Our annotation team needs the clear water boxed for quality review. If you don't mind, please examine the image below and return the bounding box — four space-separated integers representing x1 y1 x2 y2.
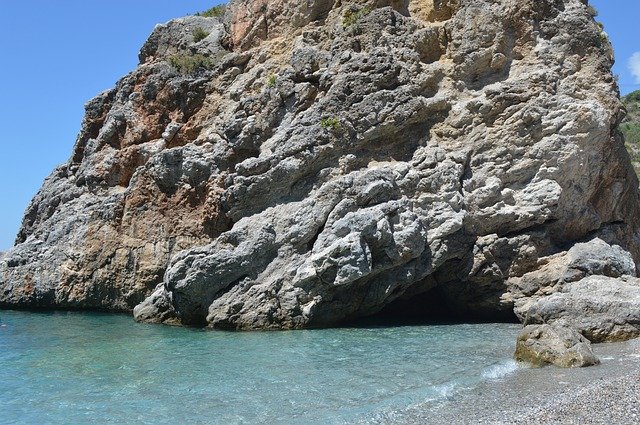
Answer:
0 310 520 424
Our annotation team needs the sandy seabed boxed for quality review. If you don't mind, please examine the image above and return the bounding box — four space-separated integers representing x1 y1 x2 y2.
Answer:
380 337 640 425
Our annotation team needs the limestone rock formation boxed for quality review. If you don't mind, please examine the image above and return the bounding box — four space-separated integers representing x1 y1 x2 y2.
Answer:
515 323 600 368
2 0 640 335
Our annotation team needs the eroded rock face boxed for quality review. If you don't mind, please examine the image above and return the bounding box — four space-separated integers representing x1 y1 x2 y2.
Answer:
2 0 640 332
0 16 232 311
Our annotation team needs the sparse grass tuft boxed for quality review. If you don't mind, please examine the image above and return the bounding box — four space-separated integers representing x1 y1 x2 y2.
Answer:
320 117 341 131
199 5 226 18
599 30 609 44
168 53 215 74
192 27 210 43
266 74 277 88
343 7 372 28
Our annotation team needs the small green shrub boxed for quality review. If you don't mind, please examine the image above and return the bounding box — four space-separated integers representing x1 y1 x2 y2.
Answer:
199 5 226 18
587 5 598 17
625 90 640 104
599 31 608 43
622 122 640 144
266 74 277 88
320 117 341 130
192 27 210 43
168 53 215 74
343 7 372 28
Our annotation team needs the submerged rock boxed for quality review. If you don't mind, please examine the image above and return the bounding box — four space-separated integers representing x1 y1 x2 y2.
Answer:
2 0 640 337
515 324 600 368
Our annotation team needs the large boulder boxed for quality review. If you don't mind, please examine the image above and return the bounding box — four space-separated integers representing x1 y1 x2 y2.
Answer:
508 238 637 320
2 0 640 332
523 275 640 343
507 237 640 343
515 324 600 368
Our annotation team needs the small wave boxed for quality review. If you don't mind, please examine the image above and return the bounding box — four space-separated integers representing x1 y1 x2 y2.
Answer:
481 360 519 379
432 382 459 399
361 384 460 424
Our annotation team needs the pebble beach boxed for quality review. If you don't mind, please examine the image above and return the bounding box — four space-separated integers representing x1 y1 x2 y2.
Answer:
511 371 640 424
382 338 640 425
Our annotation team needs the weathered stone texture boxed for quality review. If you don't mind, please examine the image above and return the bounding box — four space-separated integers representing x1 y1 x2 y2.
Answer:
2 0 640 338
523 276 640 343
515 323 600 368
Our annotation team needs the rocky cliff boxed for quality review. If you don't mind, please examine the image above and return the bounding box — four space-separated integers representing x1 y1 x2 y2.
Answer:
2 0 640 341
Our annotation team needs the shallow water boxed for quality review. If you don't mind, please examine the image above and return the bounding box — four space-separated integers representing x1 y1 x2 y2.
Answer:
0 310 520 424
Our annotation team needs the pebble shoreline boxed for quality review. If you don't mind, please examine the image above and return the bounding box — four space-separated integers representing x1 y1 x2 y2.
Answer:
507 372 640 424
383 338 640 425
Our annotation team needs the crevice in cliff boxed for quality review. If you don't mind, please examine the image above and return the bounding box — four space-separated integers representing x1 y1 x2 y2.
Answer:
349 284 518 327
555 219 628 253
344 276 518 326
496 218 558 239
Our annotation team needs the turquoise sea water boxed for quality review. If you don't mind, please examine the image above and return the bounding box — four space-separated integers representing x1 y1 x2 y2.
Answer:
0 311 520 424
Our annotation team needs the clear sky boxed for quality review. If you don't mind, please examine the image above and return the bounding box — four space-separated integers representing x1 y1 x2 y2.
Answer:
0 1 638 251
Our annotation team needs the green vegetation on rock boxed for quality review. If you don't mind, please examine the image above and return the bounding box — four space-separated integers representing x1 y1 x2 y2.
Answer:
266 74 277 88
199 5 226 18
168 53 215 74
192 27 210 43
320 117 341 130
343 7 371 28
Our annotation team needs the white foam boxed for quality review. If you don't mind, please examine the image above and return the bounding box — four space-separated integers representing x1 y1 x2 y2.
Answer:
432 382 458 399
481 360 519 379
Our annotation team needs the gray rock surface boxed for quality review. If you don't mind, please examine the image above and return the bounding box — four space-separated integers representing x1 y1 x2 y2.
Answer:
515 323 600 368
509 238 636 319
2 0 640 334
139 16 226 63
524 275 640 342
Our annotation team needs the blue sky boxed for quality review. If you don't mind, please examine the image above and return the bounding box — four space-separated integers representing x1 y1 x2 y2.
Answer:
591 0 640 92
0 1 638 251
